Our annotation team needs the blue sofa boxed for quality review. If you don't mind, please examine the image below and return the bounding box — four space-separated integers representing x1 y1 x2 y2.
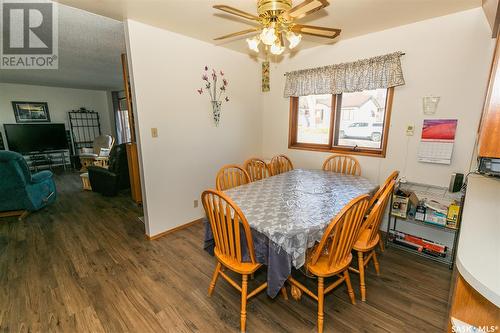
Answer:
0 151 56 219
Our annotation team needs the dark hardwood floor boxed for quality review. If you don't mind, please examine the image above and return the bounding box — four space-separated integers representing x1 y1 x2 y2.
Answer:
0 172 452 332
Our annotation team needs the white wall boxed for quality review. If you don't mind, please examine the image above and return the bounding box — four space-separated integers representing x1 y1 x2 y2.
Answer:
0 83 114 148
125 20 262 236
262 8 495 188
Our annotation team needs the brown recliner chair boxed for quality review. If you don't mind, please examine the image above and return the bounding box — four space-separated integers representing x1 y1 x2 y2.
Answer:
87 144 130 196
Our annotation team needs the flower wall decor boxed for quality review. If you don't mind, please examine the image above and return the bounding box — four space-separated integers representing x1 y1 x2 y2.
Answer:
197 66 229 127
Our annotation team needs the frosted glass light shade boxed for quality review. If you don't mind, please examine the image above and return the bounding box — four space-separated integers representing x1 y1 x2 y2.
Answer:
286 31 302 49
270 42 285 55
260 27 277 45
246 37 260 52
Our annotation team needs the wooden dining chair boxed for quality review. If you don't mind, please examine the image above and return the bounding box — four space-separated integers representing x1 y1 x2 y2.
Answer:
215 165 251 191
349 180 395 302
243 157 271 182
288 194 370 333
322 154 361 176
270 154 294 176
202 189 268 333
368 170 399 252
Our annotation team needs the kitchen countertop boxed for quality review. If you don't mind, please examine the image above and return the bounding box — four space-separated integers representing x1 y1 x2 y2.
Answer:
456 173 500 307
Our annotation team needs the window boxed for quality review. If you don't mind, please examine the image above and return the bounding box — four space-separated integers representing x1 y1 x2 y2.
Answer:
296 94 332 145
289 88 393 157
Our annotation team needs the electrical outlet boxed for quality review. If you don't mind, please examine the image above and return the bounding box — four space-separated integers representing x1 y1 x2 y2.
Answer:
151 128 158 138
193 200 198 208
406 125 415 136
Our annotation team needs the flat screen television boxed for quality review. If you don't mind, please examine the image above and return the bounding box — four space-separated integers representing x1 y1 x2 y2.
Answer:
4 123 68 153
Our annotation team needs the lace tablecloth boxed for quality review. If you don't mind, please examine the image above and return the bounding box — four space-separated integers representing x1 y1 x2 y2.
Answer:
224 169 378 268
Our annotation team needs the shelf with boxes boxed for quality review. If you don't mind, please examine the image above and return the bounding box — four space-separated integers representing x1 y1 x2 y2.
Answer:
385 181 464 269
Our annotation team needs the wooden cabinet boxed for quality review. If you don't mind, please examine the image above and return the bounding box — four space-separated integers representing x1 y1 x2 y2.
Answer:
447 274 500 332
479 37 500 158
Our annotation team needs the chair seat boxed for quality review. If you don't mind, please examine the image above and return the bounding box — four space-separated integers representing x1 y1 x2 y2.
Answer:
353 229 380 252
214 248 261 275
79 153 98 158
307 252 353 277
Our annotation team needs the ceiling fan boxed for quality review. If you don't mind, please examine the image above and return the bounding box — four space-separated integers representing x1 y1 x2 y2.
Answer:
213 0 341 55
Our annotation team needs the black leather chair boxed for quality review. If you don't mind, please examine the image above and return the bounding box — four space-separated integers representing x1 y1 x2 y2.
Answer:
88 143 130 196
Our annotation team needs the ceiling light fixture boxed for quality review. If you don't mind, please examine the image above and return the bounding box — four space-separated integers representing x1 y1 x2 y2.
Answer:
246 36 260 52
260 27 277 46
286 31 302 49
270 41 285 55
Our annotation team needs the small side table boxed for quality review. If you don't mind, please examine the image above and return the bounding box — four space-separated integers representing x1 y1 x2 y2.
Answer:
80 172 92 191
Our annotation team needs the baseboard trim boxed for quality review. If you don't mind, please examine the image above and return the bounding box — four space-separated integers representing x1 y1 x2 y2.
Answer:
146 218 203 241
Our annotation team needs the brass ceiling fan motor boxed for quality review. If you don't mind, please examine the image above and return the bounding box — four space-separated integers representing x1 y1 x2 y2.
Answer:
257 0 292 18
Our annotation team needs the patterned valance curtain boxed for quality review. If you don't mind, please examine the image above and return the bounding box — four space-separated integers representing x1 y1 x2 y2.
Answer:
283 51 405 97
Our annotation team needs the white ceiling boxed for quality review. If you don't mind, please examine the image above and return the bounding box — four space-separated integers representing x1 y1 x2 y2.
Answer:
0 0 481 90
0 3 126 90
54 0 481 56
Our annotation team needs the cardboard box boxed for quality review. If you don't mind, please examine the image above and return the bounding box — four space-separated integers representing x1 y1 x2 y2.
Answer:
389 230 447 257
392 194 409 218
424 200 449 227
446 202 461 229
425 209 447 226
415 203 426 221
391 189 419 219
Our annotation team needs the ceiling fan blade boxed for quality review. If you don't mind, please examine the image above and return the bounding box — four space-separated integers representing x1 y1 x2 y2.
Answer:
214 28 259 41
213 5 261 22
284 0 329 20
292 24 341 39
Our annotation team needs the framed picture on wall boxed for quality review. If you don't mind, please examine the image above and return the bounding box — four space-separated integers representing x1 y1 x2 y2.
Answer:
12 101 51 123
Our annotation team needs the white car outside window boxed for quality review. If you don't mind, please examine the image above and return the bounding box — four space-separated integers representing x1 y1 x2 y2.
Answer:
340 122 383 142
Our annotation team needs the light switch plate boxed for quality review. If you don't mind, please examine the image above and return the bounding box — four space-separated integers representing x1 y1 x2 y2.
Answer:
151 128 158 138
406 125 415 136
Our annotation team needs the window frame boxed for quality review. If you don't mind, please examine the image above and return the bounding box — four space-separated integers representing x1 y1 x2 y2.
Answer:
288 87 394 158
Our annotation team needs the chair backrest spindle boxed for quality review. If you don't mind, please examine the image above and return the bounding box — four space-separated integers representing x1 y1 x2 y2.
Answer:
216 165 251 191
243 158 271 182
202 189 256 264
322 154 361 176
310 194 370 270
368 170 399 209
362 180 396 245
270 154 294 176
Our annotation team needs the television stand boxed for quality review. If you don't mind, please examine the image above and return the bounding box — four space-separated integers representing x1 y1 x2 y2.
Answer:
22 150 71 172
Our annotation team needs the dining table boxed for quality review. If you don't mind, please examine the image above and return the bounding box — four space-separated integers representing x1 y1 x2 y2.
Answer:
203 168 378 298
